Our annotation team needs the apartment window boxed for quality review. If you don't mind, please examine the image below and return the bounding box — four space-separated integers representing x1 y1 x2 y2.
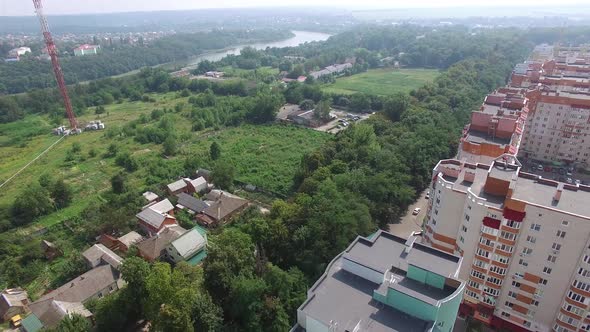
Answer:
512 281 521 289
492 253 509 264
464 214 470 222
531 300 539 307
579 267 590 278
484 287 500 297
530 223 541 231
526 235 537 244
562 220 570 227
519 259 528 267
490 265 506 275
557 230 567 238
508 291 517 299
473 259 487 269
461 225 467 232
505 220 521 229
476 248 490 258
471 270 485 280
558 312 580 326
568 291 587 304
465 290 479 300
468 280 481 289
481 226 499 236
542 267 552 275
501 311 511 318
547 255 557 263
434 209 439 215
459 236 464 244
539 278 548 286
498 244 514 253
573 280 590 292
552 243 562 251
432 219 437 226
479 238 494 247
522 247 533 255
500 231 515 241
467 205 472 210
505 301 514 308
581 324 590 332
584 255 590 264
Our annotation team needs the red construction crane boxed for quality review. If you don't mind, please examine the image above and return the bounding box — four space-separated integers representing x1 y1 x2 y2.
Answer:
32 0 78 130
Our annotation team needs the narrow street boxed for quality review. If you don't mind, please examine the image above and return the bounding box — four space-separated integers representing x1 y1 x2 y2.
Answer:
387 189 429 238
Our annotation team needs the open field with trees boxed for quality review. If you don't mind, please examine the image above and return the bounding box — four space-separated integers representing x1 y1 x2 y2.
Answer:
321 68 440 96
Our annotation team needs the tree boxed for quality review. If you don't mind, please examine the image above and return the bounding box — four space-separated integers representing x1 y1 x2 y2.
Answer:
211 162 235 190
163 136 178 156
110 173 127 194
247 91 285 124
350 93 371 112
11 183 52 226
51 179 73 209
383 92 410 121
313 99 331 121
299 99 315 111
47 313 91 332
287 65 304 79
209 142 221 161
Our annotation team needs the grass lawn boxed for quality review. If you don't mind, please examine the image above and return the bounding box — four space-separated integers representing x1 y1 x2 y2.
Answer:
0 91 329 234
322 68 439 96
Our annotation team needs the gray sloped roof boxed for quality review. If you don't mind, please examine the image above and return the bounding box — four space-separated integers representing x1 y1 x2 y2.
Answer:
177 193 209 213
136 208 167 229
149 199 174 213
29 300 92 329
36 265 120 304
117 231 143 248
170 228 206 259
136 225 186 260
82 244 123 269
167 179 187 192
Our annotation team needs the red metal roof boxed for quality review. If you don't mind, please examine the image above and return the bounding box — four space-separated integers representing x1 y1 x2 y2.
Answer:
483 217 501 229
503 208 525 222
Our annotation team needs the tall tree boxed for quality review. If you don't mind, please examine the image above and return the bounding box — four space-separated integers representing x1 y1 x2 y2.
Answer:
211 162 235 190
51 179 73 209
209 142 221 161
11 183 53 225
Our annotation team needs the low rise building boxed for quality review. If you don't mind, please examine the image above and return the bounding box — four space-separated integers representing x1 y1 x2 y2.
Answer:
293 230 465 332
0 288 29 321
196 191 248 227
164 227 207 265
73 44 100 56
136 225 186 262
136 199 177 235
82 244 123 269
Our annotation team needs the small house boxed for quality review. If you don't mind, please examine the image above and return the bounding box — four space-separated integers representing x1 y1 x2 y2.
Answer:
184 176 208 194
166 179 188 196
176 192 209 214
82 244 123 270
136 225 186 262
40 240 62 261
136 199 177 236
0 288 29 321
164 227 207 265
142 191 159 205
116 231 143 253
196 191 248 227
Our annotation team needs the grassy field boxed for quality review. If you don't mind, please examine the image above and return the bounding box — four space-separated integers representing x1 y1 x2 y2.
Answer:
322 68 440 96
0 92 329 235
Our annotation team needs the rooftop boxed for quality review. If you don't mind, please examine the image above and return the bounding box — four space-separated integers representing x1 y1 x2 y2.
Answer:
117 231 143 248
177 192 209 213
464 130 511 146
435 157 590 216
136 225 186 260
298 231 462 332
167 179 188 192
170 228 206 259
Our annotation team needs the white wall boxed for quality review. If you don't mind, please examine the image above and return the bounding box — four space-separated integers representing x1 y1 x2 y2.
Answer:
342 257 384 284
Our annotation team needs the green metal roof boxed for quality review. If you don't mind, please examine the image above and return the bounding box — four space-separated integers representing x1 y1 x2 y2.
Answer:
186 249 207 266
21 314 43 332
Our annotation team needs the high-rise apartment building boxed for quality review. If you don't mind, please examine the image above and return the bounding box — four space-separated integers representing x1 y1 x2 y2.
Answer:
423 154 590 332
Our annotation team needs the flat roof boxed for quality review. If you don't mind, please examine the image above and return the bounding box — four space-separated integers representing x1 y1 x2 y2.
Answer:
299 231 462 332
465 130 511 146
435 159 590 217
301 261 432 332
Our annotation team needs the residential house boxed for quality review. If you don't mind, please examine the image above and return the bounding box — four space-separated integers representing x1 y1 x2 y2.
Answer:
116 231 143 253
142 191 159 206
167 179 188 195
0 288 29 321
196 191 248 227
73 44 100 56
287 109 323 128
184 176 208 194
176 192 209 214
164 227 207 265
40 240 62 261
23 265 122 331
82 244 123 270
196 169 212 182
136 199 177 235
136 225 186 262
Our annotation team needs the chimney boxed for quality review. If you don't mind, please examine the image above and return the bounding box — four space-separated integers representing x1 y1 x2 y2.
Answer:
554 184 564 202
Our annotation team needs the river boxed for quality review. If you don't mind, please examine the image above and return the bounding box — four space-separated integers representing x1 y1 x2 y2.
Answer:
181 30 331 69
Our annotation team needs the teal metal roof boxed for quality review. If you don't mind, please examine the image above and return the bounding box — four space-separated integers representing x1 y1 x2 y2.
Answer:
21 314 43 332
186 249 207 266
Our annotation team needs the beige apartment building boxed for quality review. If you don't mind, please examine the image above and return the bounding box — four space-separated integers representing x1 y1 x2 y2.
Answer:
423 154 590 332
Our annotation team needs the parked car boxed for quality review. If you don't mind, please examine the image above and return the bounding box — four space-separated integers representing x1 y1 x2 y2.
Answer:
566 178 573 184
412 208 421 215
425 191 430 199
537 165 544 171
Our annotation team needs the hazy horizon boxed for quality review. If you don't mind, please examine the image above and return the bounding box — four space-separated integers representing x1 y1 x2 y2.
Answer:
0 0 589 16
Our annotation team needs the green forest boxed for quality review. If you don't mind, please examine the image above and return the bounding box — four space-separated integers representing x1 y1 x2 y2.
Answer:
0 24 578 331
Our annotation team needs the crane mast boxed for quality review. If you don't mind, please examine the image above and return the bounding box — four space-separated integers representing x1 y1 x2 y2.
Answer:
32 0 78 130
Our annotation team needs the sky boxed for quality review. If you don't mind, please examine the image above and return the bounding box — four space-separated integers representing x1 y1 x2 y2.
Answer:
0 0 588 16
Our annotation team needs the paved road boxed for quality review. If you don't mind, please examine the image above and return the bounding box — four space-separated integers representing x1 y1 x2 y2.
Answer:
388 189 429 238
